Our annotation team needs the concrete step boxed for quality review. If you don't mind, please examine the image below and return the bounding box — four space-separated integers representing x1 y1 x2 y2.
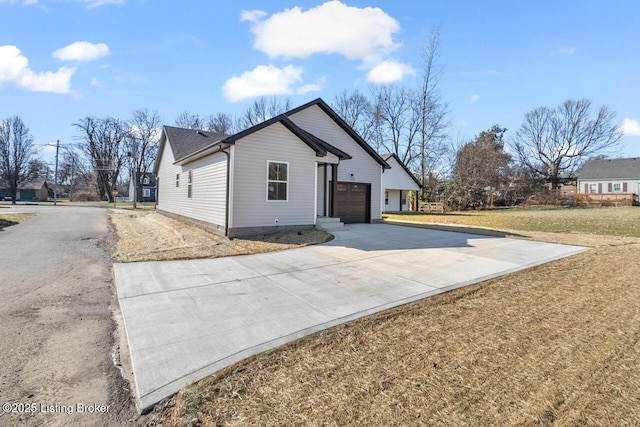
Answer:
315 217 345 231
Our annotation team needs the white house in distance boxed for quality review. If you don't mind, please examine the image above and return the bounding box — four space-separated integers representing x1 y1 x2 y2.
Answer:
153 98 421 237
577 157 640 205
381 153 421 212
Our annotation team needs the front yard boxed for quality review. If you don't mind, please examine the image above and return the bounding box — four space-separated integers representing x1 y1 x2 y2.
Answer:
145 207 640 426
109 208 332 262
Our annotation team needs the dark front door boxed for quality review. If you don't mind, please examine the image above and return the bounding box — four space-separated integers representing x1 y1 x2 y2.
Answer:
334 181 370 224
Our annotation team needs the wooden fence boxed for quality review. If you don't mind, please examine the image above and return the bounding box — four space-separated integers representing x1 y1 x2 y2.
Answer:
573 193 639 206
419 202 445 213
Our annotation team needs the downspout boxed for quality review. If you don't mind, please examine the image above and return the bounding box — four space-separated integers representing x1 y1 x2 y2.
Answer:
221 147 231 237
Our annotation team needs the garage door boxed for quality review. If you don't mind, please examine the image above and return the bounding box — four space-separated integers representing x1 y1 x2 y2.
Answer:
335 182 370 224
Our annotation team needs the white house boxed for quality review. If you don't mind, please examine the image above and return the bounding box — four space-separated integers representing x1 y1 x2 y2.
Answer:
381 153 421 212
153 98 396 237
577 157 640 205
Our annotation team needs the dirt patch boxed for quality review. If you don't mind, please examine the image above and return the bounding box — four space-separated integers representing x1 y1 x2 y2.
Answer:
146 229 640 426
109 209 332 262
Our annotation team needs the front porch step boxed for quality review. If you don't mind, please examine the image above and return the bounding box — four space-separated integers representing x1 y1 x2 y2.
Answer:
315 216 345 231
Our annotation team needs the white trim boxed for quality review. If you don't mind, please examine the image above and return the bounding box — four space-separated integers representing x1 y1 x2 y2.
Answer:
313 162 318 225
143 188 151 198
187 169 193 198
266 160 289 202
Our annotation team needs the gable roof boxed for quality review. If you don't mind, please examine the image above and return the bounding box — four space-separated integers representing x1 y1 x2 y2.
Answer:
382 153 422 187
135 172 157 187
20 179 48 190
579 158 640 180
285 98 390 169
154 97 390 172
164 126 229 163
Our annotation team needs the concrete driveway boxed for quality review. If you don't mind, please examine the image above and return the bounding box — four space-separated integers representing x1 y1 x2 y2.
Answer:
114 223 587 411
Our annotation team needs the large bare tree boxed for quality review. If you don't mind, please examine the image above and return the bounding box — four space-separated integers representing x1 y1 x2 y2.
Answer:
174 111 204 129
58 147 92 201
332 89 376 143
127 108 161 206
74 116 129 202
205 112 235 134
512 99 622 189
416 28 450 200
0 116 36 204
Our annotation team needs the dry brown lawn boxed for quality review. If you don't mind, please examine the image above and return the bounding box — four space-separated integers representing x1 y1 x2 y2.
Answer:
142 209 640 427
109 208 332 262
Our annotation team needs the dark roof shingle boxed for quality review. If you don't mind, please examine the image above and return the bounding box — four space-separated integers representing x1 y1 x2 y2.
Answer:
164 126 228 162
579 158 640 180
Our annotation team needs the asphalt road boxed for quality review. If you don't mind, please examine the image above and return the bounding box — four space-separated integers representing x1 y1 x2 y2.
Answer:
0 205 135 427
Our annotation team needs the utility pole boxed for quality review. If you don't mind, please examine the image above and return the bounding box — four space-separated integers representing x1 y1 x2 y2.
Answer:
54 139 59 206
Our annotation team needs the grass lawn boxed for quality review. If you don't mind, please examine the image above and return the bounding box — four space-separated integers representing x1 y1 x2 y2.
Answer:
0 213 32 229
384 206 640 237
145 206 640 426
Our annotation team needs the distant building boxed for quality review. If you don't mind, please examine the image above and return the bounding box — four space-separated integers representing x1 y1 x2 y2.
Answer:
0 179 51 201
576 158 640 205
129 172 157 203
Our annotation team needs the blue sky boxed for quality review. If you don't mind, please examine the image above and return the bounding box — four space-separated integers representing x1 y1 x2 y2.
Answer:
1 0 639 164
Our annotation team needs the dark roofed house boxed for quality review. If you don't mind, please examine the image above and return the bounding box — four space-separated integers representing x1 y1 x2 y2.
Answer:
0 179 51 202
153 98 394 237
129 172 157 203
577 158 640 205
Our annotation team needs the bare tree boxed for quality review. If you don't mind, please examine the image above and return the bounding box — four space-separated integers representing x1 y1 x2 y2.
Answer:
370 85 419 164
416 28 450 200
74 116 129 202
238 96 292 129
58 147 91 201
512 99 623 189
332 89 375 142
174 111 204 129
205 112 235 134
0 116 36 204
127 108 161 206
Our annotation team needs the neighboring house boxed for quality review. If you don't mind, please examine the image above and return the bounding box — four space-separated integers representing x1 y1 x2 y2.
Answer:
129 172 157 203
577 158 640 205
381 153 421 212
0 179 51 201
153 98 392 238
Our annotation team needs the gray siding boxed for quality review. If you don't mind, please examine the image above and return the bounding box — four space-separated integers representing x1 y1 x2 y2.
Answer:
157 139 227 229
289 105 382 220
231 122 317 228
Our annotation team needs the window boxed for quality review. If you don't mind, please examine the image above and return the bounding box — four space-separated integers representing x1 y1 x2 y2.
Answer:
143 188 150 198
267 161 288 201
589 184 597 194
143 176 149 185
401 191 407 205
175 173 180 187
613 183 621 192
385 190 389 205
187 169 193 198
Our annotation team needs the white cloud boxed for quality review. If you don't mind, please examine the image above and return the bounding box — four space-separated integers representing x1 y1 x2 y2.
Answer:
550 47 576 56
240 9 267 22
471 94 480 103
223 64 321 103
246 1 400 62
366 60 415 84
53 41 110 62
1 0 123 5
0 45 74 93
621 118 640 136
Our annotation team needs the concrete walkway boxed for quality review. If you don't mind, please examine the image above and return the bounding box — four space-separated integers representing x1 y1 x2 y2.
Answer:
114 223 587 411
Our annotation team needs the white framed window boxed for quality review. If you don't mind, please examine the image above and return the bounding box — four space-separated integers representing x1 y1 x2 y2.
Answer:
143 176 150 185
613 183 621 192
143 188 150 198
385 190 389 205
187 169 193 198
267 161 288 201
175 173 180 187
589 184 597 194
